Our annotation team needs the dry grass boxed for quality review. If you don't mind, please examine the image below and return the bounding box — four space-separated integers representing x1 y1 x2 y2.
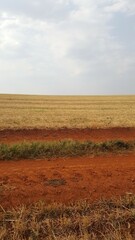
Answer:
0 94 135 129
0 194 135 240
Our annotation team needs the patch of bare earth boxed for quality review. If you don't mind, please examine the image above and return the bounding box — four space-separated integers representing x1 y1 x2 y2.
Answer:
0 127 135 144
0 153 135 209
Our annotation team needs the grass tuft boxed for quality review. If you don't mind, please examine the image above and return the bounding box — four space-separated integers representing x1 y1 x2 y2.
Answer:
0 140 134 160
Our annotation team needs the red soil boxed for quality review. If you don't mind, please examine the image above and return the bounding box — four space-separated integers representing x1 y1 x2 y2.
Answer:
0 153 135 209
1 128 135 209
0 127 135 144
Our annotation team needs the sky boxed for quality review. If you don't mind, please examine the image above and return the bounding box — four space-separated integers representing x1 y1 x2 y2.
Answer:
0 0 135 95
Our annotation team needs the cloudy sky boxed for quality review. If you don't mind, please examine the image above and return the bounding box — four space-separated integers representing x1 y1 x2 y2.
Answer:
0 0 135 95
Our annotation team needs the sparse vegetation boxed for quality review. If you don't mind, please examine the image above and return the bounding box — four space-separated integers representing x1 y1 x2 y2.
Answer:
0 94 135 129
0 194 135 240
45 178 66 187
0 140 134 160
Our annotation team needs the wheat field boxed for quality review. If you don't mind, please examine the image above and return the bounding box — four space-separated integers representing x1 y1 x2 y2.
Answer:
0 94 135 129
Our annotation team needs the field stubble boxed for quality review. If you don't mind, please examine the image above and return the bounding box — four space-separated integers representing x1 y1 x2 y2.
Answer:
0 94 135 129
0 194 135 240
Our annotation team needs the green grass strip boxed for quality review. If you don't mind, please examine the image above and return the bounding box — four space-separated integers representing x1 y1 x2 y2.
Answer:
0 140 135 160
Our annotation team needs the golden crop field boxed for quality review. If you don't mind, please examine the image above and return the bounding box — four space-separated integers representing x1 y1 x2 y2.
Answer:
0 94 135 129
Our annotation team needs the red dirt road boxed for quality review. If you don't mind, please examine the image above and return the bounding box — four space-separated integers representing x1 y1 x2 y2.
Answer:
0 127 135 144
0 153 135 209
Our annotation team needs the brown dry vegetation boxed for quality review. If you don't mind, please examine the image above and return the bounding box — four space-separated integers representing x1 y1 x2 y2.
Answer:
0 94 135 129
1 194 135 240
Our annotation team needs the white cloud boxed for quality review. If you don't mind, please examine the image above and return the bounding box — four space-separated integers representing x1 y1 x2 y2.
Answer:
104 0 135 15
0 0 135 94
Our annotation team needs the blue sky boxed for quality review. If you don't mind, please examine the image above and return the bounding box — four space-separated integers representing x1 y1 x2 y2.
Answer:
0 0 135 95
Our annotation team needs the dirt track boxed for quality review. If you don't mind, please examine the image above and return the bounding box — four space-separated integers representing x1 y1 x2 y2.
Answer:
0 128 135 209
0 153 135 209
0 127 135 143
